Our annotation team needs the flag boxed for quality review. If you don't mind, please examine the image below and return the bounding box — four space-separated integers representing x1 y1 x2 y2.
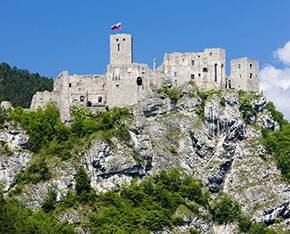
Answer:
111 22 121 31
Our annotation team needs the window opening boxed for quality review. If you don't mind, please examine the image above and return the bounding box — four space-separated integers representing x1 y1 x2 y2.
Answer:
191 74 195 79
238 64 241 69
203 67 208 72
87 101 92 107
117 43 120 51
214 64 217 82
80 96 84 102
137 77 142 86
98 97 102 103
250 73 253 78
174 72 177 77
191 60 195 65
198 73 201 77
69 83 72 87
116 38 119 41
250 64 252 69
225 78 231 89
123 38 125 41
210 52 212 56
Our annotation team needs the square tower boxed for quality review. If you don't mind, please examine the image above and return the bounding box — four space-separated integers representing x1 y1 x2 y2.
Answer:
110 34 132 65
230 57 259 92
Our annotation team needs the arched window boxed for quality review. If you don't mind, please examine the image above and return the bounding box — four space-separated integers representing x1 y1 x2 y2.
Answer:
191 74 195 80
98 96 102 103
80 96 84 102
87 101 92 107
203 67 208 72
137 77 142 86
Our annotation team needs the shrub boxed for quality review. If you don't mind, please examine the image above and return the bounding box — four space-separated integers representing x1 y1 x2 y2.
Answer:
210 192 241 224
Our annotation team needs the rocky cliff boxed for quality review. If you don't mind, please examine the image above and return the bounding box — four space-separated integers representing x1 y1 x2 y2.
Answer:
1 84 289 233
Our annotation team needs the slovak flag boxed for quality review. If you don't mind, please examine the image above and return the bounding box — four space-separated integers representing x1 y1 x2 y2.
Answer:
111 22 121 31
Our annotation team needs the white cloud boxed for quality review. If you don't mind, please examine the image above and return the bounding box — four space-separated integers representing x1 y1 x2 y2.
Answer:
274 41 290 65
260 41 290 122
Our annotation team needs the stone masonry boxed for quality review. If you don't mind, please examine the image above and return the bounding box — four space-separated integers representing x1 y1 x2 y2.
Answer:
30 33 259 122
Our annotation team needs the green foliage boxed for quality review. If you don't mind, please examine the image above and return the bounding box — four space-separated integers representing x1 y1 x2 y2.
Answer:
87 168 210 233
238 90 257 123
266 101 287 129
7 105 131 162
156 87 182 103
189 227 199 234
16 157 51 184
209 192 241 224
0 185 76 234
195 89 222 120
74 166 97 204
42 185 57 213
0 62 53 108
169 146 178 154
263 121 290 181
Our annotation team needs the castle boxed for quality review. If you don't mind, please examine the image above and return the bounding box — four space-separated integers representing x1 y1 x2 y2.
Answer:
30 33 259 122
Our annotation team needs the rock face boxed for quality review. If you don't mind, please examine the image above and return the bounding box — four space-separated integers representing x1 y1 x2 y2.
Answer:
0 129 31 191
1 86 290 233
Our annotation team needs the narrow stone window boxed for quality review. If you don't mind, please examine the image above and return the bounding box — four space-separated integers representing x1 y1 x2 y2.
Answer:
191 60 195 65
210 52 212 56
116 84 119 88
198 73 201 77
69 83 72 87
117 43 120 51
214 64 217 82
123 38 125 41
116 38 119 41
203 67 208 72
137 77 142 86
198 55 200 58
87 101 92 107
80 96 84 102
250 73 253 78
250 64 252 69
191 74 195 79
98 97 102 103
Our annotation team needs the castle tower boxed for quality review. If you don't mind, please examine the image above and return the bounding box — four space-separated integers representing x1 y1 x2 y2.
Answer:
110 34 132 65
230 57 259 92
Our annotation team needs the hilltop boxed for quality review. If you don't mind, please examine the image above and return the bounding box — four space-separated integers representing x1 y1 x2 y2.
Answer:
1 82 290 233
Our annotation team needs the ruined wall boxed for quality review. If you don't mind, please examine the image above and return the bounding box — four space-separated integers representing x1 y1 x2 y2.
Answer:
230 58 259 92
106 63 151 107
30 90 57 110
159 48 226 90
29 33 260 122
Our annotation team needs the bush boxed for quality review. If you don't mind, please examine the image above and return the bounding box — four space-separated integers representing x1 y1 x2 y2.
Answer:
210 192 241 224
189 227 199 234
238 90 257 123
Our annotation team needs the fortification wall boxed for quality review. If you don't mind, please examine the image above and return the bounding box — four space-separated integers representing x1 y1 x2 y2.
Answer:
106 63 151 107
29 33 260 122
159 48 226 90
230 58 259 91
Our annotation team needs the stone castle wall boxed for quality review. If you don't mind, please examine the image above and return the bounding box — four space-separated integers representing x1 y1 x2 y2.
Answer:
30 33 259 122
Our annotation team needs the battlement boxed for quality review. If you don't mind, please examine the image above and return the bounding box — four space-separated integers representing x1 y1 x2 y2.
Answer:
30 33 259 122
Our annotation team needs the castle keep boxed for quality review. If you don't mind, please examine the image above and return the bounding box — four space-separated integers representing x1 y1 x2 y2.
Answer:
30 33 259 121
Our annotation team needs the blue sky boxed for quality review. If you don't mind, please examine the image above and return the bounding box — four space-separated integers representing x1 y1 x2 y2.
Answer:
1 0 290 119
